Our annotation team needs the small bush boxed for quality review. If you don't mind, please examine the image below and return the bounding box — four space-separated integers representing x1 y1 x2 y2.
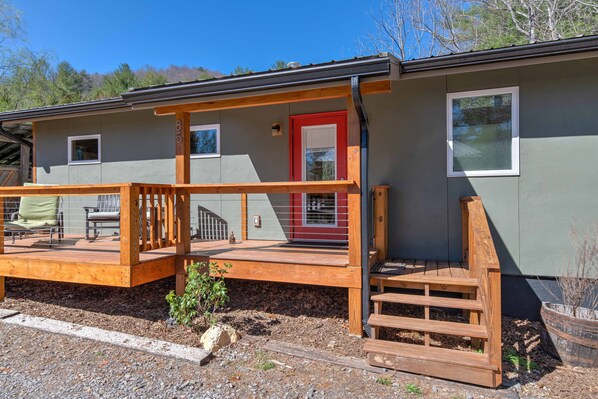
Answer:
254 350 276 371
376 377 392 386
406 383 422 395
504 347 539 371
165 261 231 330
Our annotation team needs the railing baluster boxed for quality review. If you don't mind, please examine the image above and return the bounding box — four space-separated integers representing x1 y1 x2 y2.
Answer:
140 187 147 252
157 188 163 248
149 188 156 249
168 191 175 246
241 193 248 241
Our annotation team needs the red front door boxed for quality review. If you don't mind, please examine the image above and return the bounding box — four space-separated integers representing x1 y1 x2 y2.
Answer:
290 111 348 243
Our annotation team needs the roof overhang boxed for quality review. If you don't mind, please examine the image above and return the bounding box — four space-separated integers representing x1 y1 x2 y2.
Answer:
122 56 395 107
0 98 129 124
401 35 598 75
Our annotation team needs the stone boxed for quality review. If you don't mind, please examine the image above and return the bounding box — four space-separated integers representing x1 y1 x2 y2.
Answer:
200 324 240 353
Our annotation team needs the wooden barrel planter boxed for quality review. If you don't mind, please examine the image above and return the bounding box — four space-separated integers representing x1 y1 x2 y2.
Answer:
541 302 598 368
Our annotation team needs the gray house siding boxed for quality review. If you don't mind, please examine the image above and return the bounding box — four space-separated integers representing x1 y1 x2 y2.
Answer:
35 99 346 240
34 58 598 280
366 57 598 278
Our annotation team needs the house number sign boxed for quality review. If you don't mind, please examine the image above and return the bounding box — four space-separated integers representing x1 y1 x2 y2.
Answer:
175 119 183 143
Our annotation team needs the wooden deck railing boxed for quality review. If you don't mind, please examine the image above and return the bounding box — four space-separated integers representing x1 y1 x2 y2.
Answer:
460 196 502 384
0 179 357 265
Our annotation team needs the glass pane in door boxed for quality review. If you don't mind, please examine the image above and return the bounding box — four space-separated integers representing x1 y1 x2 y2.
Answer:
302 125 336 226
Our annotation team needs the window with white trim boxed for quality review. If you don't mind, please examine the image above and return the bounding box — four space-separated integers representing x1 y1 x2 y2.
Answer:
68 134 101 165
190 124 220 158
447 87 519 177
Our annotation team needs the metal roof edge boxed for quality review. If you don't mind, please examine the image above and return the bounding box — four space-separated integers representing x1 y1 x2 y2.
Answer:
400 35 598 73
0 98 129 122
122 56 392 105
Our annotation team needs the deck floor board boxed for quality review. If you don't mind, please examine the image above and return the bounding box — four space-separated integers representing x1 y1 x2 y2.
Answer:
1 235 350 267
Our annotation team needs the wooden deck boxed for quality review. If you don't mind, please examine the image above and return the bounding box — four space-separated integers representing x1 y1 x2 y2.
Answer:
0 235 360 288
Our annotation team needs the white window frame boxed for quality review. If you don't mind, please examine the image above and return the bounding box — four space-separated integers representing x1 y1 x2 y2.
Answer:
301 124 338 228
68 134 101 165
447 86 519 177
190 124 221 158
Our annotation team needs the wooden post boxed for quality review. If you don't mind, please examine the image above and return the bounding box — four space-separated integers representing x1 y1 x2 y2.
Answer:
120 185 140 266
241 193 248 241
347 96 362 336
373 185 389 261
31 122 37 183
175 112 191 295
20 144 30 184
0 197 4 302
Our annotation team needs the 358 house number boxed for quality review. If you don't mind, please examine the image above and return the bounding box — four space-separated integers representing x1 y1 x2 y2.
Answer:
175 119 183 143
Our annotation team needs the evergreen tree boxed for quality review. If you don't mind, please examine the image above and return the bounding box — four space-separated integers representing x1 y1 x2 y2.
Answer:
53 61 89 103
138 70 168 87
97 63 139 97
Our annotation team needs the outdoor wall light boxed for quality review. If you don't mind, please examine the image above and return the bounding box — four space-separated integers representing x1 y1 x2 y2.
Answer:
272 122 283 136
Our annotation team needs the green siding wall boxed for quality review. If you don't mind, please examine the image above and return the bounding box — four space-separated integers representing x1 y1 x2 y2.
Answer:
366 57 598 276
35 58 598 277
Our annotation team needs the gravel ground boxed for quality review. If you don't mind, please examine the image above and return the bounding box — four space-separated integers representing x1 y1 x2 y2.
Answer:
1 322 511 399
1 277 597 398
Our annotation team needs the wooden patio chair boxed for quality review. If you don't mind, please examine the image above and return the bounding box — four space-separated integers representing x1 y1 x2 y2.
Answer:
84 194 120 239
5 184 64 245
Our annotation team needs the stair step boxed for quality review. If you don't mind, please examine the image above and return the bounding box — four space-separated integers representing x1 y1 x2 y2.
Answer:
371 293 483 311
367 314 488 338
364 339 498 371
371 274 478 286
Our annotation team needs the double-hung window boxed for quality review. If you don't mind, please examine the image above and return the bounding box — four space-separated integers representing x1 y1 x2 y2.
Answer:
447 87 519 177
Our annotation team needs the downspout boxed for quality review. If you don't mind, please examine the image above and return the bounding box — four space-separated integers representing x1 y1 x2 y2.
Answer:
351 76 371 336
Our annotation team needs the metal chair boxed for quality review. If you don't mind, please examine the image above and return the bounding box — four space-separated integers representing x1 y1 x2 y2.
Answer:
84 194 120 240
5 186 64 245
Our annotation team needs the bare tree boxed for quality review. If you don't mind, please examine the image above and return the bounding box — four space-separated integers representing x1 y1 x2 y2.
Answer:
363 0 476 60
479 0 598 44
363 0 598 59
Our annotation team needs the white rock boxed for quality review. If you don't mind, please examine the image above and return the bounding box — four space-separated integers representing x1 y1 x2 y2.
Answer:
200 324 240 352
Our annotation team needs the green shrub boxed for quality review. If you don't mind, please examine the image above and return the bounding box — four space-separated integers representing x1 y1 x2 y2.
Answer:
376 377 392 386
503 347 539 371
406 383 422 395
165 261 231 329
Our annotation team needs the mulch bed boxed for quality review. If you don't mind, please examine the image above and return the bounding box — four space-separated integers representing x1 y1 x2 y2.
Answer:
2 277 597 398
1 277 361 356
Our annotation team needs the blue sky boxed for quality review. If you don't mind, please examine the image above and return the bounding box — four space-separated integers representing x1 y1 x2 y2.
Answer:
13 0 380 75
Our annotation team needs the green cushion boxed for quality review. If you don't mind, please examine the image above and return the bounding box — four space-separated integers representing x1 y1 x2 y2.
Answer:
9 183 59 230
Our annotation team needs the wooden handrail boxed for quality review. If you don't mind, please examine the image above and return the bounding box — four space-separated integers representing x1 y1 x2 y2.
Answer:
460 196 502 386
176 180 355 194
0 181 355 197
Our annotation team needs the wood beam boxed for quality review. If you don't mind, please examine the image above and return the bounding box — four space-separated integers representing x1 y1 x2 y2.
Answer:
155 80 391 115
19 144 30 184
348 287 362 336
32 122 37 183
120 185 140 266
347 95 363 336
347 97 361 267
175 112 191 294
0 257 131 287
179 180 354 194
193 257 362 288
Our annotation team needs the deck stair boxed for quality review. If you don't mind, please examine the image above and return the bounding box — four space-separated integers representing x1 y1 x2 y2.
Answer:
364 197 502 388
